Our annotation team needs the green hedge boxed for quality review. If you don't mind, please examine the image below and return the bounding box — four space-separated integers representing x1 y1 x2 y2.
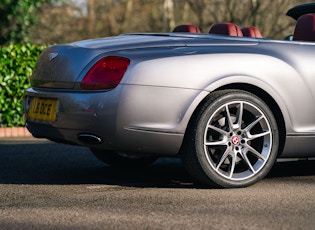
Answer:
0 44 46 127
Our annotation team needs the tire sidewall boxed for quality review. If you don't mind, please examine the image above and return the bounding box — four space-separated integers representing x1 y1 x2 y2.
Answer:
194 90 279 188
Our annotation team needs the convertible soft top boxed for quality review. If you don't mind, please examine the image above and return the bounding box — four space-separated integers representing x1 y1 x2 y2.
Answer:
286 3 315 20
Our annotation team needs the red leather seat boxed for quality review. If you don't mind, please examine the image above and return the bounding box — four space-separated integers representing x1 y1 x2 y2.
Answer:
241 26 263 38
209 23 243 37
293 14 315 41
172 24 202 33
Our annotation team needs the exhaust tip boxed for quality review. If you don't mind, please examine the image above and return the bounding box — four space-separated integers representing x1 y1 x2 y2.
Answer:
78 133 102 145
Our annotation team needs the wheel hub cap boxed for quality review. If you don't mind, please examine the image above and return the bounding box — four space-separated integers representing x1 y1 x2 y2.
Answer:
231 135 240 146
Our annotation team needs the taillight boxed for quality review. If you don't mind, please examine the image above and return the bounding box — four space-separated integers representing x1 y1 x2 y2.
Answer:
81 56 130 90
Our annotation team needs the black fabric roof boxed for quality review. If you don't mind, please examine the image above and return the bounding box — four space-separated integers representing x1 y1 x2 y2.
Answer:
286 3 315 20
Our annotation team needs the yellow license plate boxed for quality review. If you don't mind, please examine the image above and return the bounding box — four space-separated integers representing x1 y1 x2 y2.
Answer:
28 97 58 122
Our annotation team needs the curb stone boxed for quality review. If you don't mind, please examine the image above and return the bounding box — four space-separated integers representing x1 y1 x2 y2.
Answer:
0 127 32 138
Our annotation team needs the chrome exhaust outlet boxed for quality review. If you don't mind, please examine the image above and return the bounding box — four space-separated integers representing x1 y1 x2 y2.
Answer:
78 133 102 145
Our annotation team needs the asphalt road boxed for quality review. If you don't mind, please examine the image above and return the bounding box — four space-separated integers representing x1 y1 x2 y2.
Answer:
1 138 315 230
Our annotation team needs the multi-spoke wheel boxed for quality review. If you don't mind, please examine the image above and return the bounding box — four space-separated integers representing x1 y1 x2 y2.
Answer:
91 149 158 168
182 90 279 188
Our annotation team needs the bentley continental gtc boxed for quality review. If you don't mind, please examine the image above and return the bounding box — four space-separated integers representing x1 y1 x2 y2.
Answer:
24 3 315 188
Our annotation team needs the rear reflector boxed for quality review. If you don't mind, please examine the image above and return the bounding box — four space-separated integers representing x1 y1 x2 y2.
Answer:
81 56 130 90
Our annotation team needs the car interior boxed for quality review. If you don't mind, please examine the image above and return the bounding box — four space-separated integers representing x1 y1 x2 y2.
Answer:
293 13 315 41
172 23 262 38
172 12 315 42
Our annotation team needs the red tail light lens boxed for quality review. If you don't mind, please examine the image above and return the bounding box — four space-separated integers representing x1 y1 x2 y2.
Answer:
81 56 130 90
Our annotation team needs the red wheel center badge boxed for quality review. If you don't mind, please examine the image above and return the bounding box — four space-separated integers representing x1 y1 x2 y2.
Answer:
231 136 240 145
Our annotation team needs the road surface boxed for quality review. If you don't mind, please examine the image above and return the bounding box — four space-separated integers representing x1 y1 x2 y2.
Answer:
0 138 315 229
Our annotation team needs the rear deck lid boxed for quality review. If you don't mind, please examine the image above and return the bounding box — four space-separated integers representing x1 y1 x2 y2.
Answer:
30 34 187 89
31 45 97 89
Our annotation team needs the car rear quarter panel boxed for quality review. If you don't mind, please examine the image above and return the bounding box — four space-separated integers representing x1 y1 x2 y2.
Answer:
122 46 314 134
122 41 315 157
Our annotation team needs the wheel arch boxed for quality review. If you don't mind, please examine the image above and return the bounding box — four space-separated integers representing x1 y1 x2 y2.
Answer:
183 83 286 156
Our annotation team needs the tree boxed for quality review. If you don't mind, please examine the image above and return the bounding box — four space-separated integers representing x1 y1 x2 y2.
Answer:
31 0 85 44
164 0 175 32
0 0 50 45
30 0 309 44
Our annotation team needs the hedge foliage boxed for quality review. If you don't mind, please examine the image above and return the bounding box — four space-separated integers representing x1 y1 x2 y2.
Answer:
0 44 46 127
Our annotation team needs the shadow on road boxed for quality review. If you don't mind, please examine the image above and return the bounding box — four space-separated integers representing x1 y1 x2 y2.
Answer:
0 140 192 187
0 140 314 187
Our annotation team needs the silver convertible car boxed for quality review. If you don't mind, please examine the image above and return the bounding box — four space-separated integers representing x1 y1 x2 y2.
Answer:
24 3 315 188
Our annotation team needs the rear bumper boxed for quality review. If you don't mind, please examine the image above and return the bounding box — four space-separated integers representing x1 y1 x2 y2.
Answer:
26 121 184 156
24 85 187 155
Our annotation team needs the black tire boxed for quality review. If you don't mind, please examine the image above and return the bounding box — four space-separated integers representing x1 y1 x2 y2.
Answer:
91 149 158 168
182 90 279 188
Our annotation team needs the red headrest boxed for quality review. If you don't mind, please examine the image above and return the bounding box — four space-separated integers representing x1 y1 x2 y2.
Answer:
209 23 243 37
241 27 263 38
294 14 315 41
172 24 202 33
